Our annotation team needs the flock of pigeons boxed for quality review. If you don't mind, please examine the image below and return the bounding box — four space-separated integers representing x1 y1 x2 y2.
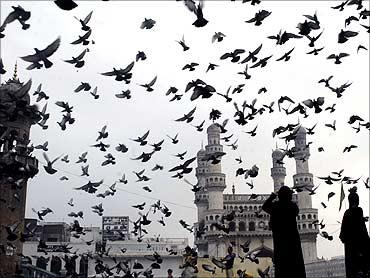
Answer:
1 0 369 277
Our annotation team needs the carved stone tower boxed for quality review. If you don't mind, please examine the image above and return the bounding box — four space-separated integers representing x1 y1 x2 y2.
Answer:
0 70 40 276
292 126 318 263
194 123 227 257
271 148 286 193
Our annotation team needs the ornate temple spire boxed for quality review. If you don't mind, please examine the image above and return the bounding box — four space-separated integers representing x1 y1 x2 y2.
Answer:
13 62 18 81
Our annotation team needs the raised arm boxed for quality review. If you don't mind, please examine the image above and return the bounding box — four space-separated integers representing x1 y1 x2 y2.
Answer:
262 192 277 215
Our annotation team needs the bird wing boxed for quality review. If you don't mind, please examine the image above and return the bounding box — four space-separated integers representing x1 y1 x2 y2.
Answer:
338 53 349 58
184 0 197 12
286 47 295 55
81 29 92 40
20 53 40 63
316 97 325 105
220 52 232 60
43 152 51 163
42 37 61 58
51 155 62 164
259 10 271 20
245 17 257 23
252 43 263 55
250 60 261 68
101 70 116 76
131 153 145 160
74 83 85 92
276 53 286 61
76 49 87 60
302 99 314 108
148 76 157 86
83 11 93 24
121 61 135 73
140 130 150 140
342 30 358 37
183 157 196 167
286 32 303 39
186 107 197 117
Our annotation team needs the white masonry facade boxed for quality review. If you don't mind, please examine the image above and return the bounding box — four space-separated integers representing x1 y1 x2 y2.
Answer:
193 123 319 264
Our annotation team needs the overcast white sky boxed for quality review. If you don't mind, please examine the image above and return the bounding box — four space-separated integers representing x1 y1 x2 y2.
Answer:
1 0 369 259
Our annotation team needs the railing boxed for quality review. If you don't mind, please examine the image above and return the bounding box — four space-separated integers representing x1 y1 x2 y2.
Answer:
21 264 63 278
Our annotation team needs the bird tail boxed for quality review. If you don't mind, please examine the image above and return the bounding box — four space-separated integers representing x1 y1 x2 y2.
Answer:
44 59 53 68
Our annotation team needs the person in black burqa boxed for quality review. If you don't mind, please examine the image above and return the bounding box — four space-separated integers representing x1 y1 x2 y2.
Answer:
339 186 370 278
262 186 306 278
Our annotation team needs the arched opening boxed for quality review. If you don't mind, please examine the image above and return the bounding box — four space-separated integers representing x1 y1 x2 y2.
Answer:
239 222 246 232
249 222 256 231
229 221 236 232
79 255 89 277
36 256 48 270
50 256 62 274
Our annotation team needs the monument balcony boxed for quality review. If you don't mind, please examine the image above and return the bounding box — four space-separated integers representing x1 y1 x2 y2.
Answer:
0 152 38 177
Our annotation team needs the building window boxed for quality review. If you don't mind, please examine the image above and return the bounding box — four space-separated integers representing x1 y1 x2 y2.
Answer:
239 222 246 232
303 224 307 229
210 215 213 221
302 214 306 220
308 214 312 219
229 222 236 232
249 222 255 231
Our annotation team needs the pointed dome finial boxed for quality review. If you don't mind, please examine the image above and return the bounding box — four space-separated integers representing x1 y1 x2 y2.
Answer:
201 141 204 150
232 184 235 195
13 62 18 80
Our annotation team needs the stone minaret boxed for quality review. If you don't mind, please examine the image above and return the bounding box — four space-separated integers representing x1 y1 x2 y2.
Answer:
205 124 226 257
194 124 227 257
194 144 208 255
271 148 286 193
292 126 318 263
0 70 40 276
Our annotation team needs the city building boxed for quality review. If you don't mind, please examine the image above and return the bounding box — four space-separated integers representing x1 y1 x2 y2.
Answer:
305 256 345 278
20 219 188 277
194 123 319 264
102 215 129 241
0 67 41 276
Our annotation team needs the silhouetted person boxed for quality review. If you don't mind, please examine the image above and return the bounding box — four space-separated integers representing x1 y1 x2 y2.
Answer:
262 186 306 278
221 246 236 278
167 268 174 278
340 187 370 278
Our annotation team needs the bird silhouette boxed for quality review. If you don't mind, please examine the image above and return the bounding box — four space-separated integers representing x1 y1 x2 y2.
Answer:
21 37 60 70
42 153 62 175
245 10 271 26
